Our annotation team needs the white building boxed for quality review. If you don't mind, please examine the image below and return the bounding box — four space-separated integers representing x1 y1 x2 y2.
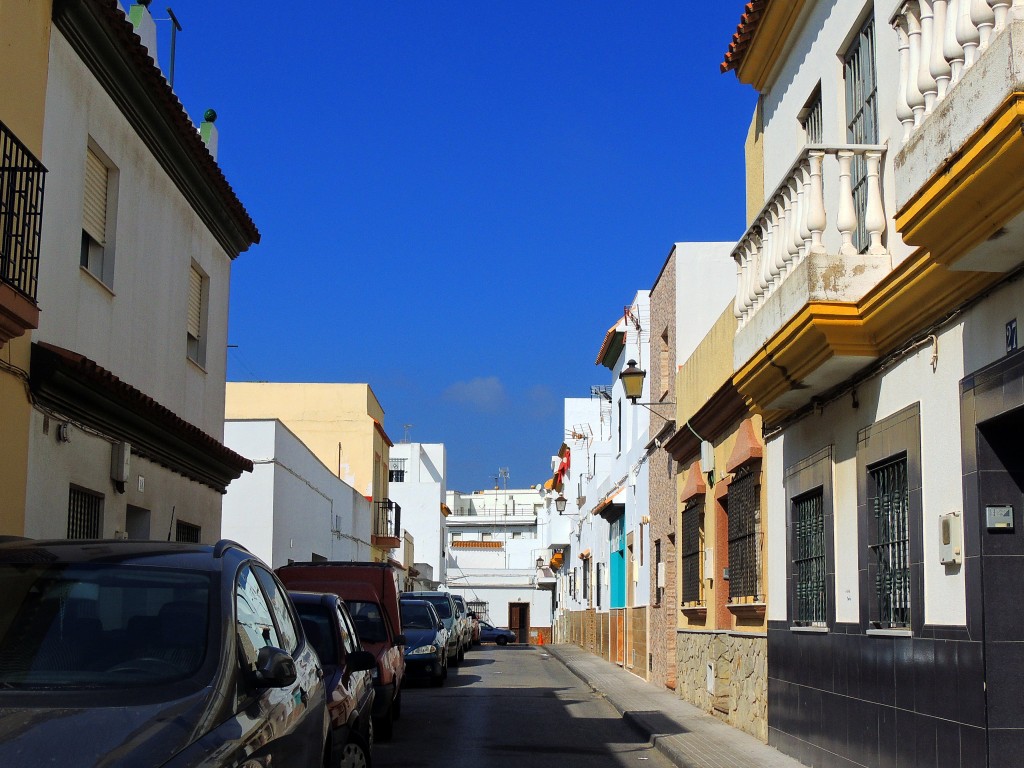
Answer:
553 291 654 674
23 1 257 541
444 486 552 641
221 420 372 567
388 442 448 589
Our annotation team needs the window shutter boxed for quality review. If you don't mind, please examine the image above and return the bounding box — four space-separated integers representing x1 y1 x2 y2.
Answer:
83 148 108 244
187 266 203 338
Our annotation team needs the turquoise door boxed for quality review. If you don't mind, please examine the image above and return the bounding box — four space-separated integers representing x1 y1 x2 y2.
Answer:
609 512 626 608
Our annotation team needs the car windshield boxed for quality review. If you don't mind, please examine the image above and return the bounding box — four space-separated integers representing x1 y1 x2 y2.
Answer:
0 562 212 689
347 601 386 643
416 596 452 619
400 603 435 630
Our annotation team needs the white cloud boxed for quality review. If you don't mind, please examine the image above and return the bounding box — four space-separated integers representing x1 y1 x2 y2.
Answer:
442 376 508 413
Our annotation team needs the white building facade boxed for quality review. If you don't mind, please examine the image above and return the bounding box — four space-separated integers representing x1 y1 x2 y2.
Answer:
388 442 448 589
221 420 372 568
23 1 257 542
444 486 552 642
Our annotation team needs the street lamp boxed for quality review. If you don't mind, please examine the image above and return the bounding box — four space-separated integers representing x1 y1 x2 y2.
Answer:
555 493 567 513
535 556 545 569
620 359 645 402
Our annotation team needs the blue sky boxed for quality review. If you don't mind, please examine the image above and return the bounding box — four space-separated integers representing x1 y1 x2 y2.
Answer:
160 1 756 492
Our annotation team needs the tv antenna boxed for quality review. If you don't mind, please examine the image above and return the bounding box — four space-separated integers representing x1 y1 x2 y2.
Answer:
403 424 413 443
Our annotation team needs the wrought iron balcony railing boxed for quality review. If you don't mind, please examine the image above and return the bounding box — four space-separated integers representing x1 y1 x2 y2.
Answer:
0 120 46 303
373 499 401 541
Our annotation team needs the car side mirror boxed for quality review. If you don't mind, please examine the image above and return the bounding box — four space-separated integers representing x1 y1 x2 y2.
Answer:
438 621 445 631
393 633 406 646
347 650 376 672
254 646 297 688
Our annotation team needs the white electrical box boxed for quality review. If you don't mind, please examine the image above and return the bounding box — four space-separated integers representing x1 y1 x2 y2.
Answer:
939 511 963 565
656 562 665 589
111 441 131 483
700 440 715 477
704 547 715 582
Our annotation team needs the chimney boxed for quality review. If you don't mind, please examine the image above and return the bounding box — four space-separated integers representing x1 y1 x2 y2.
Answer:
200 109 219 161
128 0 158 62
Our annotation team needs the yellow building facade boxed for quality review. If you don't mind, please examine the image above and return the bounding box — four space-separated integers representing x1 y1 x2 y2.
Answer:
225 382 398 560
0 1 52 535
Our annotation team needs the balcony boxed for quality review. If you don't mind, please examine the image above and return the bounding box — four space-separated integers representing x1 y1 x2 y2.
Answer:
893 2 1024 272
372 499 401 550
732 145 892 414
0 120 46 348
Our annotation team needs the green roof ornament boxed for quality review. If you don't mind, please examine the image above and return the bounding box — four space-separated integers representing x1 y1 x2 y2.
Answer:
203 109 218 123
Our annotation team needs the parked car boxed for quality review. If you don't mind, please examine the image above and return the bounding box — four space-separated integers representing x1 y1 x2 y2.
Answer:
449 594 474 655
403 590 460 664
290 591 377 766
478 620 517 645
277 561 406 740
0 537 329 767
398 598 448 686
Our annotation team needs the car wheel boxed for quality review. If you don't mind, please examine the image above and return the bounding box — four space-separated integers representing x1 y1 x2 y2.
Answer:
432 661 445 687
338 737 370 768
457 645 465 663
497 636 508 646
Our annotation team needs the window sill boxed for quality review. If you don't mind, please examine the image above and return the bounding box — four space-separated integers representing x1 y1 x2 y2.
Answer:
680 605 707 620
186 355 208 374
866 628 912 637
80 265 115 296
727 602 766 620
790 625 829 633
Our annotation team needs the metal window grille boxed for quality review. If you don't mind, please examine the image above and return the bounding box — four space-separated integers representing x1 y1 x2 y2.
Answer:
175 520 201 543
681 498 703 605
389 458 406 483
0 120 46 302
802 90 823 144
844 17 878 253
67 486 102 539
374 499 401 538
727 468 762 601
793 488 827 625
868 456 910 628
467 600 489 623
596 563 603 608
583 559 590 603
655 539 664 605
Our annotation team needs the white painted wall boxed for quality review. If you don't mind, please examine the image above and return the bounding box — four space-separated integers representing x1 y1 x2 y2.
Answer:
674 242 739 364
222 420 372 568
389 442 447 585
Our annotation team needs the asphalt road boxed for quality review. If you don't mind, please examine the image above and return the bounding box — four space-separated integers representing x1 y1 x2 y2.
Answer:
374 643 675 768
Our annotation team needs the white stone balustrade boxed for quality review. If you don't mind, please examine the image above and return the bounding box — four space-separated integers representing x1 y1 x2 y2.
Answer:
732 145 887 328
893 0 1020 143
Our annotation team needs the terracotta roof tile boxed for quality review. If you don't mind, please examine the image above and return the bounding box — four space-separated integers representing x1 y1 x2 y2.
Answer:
721 0 768 74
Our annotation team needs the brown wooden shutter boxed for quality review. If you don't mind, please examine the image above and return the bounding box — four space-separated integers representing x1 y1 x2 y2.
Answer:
187 266 203 338
83 148 108 244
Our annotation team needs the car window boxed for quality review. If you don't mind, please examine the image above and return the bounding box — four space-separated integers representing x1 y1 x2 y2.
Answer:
413 595 452 619
295 604 337 665
0 563 211 688
252 566 299 654
236 564 280 669
335 604 357 655
347 601 386 643
400 602 435 629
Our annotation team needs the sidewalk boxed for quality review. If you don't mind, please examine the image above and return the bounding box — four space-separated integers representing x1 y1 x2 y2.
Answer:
545 643 802 768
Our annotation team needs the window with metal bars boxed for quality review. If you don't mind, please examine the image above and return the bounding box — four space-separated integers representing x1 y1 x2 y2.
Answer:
0 119 46 303
681 498 703 605
801 88 823 144
175 520 201 543
867 455 910 628
596 563 603 608
655 539 664 606
792 488 827 625
67 486 102 539
844 17 878 253
389 458 406 483
727 468 761 601
583 558 591 604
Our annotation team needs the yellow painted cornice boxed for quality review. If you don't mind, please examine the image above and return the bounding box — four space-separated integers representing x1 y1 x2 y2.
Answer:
897 93 1024 266
736 0 809 92
735 250 1003 416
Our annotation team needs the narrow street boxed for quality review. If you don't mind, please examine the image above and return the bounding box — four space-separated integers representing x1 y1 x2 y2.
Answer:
375 644 674 768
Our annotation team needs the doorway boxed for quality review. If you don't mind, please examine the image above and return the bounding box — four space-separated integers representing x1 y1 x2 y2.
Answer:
508 602 529 644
